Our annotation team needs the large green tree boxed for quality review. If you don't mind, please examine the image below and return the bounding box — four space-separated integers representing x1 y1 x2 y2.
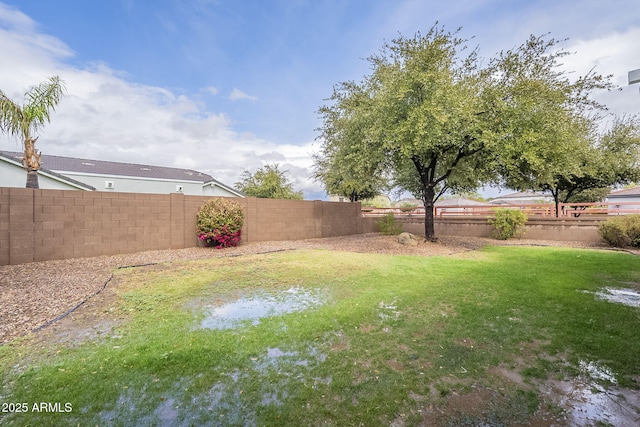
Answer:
235 163 304 200
317 27 497 239
0 76 66 188
316 27 612 240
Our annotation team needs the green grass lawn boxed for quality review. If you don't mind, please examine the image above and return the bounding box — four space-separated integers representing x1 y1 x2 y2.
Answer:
1 246 639 426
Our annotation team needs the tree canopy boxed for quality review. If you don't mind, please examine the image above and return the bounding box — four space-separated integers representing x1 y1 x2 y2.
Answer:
235 164 304 200
535 116 640 215
315 25 616 239
0 76 66 188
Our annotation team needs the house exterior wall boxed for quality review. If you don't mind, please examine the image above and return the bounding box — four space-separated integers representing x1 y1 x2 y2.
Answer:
606 196 640 211
0 157 239 196
56 172 206 195
202 184 240 197
0 160 84 190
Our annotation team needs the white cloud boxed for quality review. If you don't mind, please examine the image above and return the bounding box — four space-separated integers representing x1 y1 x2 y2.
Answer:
229 88 258 102
560 28 640 87
0 5 321 197
558 27 640 118
204 86 219 96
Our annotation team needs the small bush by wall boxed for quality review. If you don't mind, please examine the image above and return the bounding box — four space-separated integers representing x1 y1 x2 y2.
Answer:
598 214 640 247
488 208 527 240
196 198 245 248
377 212 403 235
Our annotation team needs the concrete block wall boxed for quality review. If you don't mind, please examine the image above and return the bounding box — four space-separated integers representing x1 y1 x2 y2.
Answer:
394 215 604 242
1 188 609 266
0 188 365 265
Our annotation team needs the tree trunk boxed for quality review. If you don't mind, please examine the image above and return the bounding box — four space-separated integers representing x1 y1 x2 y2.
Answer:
422 185 436 241
25 170 39 189
23 137 41 189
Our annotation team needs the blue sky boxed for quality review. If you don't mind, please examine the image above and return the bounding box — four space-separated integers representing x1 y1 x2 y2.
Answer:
1 1 639 199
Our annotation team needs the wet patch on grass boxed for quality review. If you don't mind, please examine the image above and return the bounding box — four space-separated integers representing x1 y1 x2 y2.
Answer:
96 342 329 426
190 286 326 330
594 287 640 307
541 360 640 426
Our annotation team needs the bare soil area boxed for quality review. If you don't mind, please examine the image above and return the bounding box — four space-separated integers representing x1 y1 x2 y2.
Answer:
0 233 607 344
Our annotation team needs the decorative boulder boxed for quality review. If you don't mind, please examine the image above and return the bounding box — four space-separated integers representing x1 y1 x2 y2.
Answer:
398 232 418 246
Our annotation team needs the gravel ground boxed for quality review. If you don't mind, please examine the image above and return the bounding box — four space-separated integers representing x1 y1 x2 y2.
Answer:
0 233 611 344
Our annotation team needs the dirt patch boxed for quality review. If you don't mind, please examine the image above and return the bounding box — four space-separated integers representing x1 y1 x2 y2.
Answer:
30 283 126 348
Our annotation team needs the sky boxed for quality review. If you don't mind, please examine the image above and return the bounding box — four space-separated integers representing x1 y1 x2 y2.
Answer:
1 0 639 200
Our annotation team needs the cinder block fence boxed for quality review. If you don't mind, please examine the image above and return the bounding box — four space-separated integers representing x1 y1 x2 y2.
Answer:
0 188 607 266
0 188 365 265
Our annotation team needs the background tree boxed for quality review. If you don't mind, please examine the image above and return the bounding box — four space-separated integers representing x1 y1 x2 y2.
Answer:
313 81 388 201
492 36 615 216
316 27 612 240
499 114 640 215
235 163 304 200
0 76 66 188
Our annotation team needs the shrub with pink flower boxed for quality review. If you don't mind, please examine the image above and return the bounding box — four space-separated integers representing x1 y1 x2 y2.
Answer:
196 198 245 248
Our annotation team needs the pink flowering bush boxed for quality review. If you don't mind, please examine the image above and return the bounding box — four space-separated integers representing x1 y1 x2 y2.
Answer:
196 198 245 248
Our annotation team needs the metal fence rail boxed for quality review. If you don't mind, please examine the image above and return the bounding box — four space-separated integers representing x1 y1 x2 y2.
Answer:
362 201 640 218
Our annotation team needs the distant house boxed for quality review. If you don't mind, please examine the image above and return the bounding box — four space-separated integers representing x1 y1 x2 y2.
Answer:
489 191 552 205
0 151 243 197
329 194 392 206
606 186 640 211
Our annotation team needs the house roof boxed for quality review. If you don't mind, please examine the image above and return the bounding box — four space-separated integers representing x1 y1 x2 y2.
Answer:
203 179 245 197
491 191 548 200
0 151 96 190
2 151 214 183
435 197 489 206
608 186 640 198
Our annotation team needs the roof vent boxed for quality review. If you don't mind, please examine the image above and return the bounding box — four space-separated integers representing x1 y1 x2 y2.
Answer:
105 181 115 189
82 162 95 166
140 167 151 171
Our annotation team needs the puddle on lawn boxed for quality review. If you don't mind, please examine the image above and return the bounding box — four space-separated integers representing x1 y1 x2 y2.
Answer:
595 287 640 307
490 359 640 426
538 360 640 426
196 286 325 330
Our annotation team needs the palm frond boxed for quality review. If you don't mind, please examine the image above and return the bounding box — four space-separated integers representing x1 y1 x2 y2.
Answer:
0 91 26 139
24 76 66 133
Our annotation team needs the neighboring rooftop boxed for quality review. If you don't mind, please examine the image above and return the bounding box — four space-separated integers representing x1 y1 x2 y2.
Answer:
2 151 214 183
608 186 640 197
491 191 549 199
436 197 488 206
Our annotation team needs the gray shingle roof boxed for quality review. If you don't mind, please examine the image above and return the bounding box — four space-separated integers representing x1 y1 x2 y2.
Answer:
608 186 640 197
2 151 214 182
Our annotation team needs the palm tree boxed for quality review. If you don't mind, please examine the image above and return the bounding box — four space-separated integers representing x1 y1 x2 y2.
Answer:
0 76 66 188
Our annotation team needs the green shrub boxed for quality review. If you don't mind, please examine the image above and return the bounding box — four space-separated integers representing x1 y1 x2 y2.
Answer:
196 198 245 248
397 202 418 212
377 212 403 235
488 208 527 240
598 214 640 247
